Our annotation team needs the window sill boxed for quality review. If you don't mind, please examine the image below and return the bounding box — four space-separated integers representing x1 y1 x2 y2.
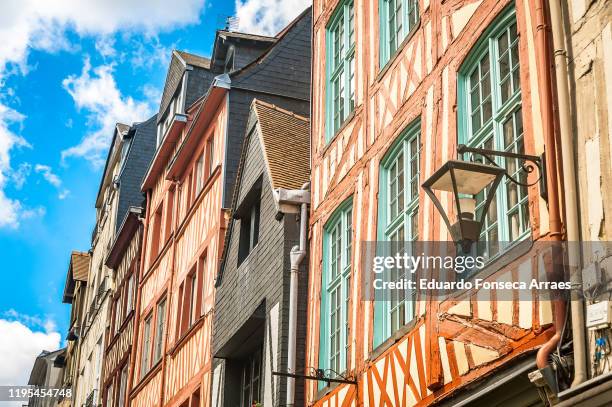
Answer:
131 359 162 394
376 22 422 83
370 316 420 362
141 234 174 283
322 108 359 154
174 164 221 239
105 310 135 351
314 369 353 401
444 236 534 303
168 313 207 357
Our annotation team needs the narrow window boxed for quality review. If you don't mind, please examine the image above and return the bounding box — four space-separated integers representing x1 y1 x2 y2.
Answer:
149 205 163 263
188 271 198 327
141 315 152 377
196 153 205 196
117 364 128 407
240 348 263 407
374 121 420 347
106 382 114 407
125 273 134 313
319 200 352 383
458 8 526 260
206 136 215 178
326 0 356 139
238 199 260 265
165 187 175 241
380 0 419 65
154 298 166 363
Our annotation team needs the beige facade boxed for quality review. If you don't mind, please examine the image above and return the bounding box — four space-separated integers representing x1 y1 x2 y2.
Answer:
74 124 131 407
566 0 612 380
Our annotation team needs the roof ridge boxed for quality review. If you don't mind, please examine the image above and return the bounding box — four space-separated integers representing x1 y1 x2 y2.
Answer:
175 49 210 60
252 99 309 122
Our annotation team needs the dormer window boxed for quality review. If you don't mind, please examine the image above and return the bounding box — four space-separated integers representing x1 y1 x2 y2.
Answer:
157 76 187 147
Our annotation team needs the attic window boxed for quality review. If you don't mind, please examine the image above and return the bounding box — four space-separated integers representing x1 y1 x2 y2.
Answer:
224 48 235 73
237 178 262 266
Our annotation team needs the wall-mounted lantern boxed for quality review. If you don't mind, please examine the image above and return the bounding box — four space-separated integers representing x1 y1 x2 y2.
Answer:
421 144 546 252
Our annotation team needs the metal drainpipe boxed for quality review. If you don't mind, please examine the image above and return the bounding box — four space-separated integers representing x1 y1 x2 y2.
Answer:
548 0 587 386
533 0 567 370
286 184 309 407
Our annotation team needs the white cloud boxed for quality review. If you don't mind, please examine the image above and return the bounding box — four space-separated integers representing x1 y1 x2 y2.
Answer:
11 162 31 189
0 318 61 386
34 164 61 187
235 0 310 36
0 103 31 228
0 0 208 228
58 189 70 200
0 0 207 75
61 58 153 167
34 163 70 199
95 36 117 59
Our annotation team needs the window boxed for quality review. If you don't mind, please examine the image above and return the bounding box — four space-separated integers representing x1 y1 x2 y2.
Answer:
177 260 204 339
326 0 356 139
117 364 128 407
374 121 420 347
458 7 527 259
195 153 205 195
113 296 122 334
240 349 262 407
141 315 152 377
319 200 352 382
126 273 134 313
206 136 215 177
149 205 163 263
238 199 260 265
154 298 166 363
165 188 175 241
380 0 419 65
188 272 198 326
106 382 114 407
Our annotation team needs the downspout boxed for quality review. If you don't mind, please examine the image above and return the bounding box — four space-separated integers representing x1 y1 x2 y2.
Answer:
277 183 310 407
533 0 566 369
548 0 586 386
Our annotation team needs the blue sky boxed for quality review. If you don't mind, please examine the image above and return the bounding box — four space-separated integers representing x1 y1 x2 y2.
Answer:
0 0 309 388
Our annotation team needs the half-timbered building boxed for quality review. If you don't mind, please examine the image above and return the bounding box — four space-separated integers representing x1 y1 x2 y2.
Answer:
75 116 156 407
306 0 568 405
212 100 310 407
131 9 312 407
102 207 144 407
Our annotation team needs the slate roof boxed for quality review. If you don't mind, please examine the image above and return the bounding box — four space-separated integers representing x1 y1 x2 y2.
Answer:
252 99 310 190
158 50 212 121
175 50 211 69
217 30 277 43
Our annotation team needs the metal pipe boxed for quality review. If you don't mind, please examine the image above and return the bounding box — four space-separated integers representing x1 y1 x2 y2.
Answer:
286 184 309 407
533 0 567 370
548 0 586 386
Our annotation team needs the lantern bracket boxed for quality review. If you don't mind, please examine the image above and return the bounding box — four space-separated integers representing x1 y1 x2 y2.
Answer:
457 144 547 201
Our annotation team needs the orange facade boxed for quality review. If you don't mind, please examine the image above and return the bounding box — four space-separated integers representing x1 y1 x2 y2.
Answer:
130 91 228 407
306 0 561 405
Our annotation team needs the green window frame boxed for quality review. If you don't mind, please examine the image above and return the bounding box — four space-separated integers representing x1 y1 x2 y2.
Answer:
379 0 419 66
326 0 356 141
319 199 353 385
374 120 420 348
457 6 528 260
